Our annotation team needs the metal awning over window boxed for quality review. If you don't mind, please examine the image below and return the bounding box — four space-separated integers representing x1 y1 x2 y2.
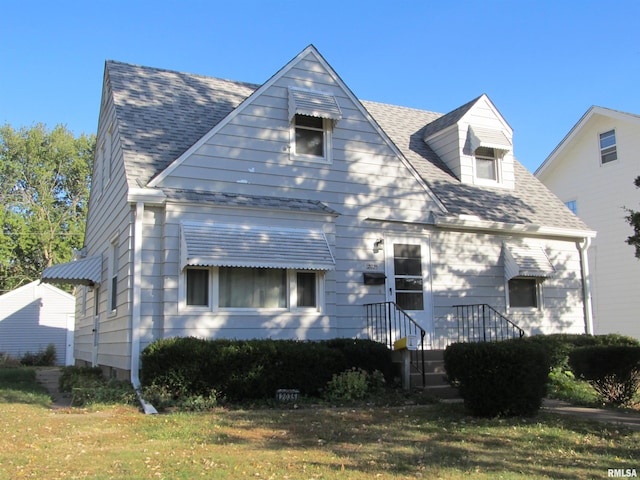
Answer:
503 244 555 281
41 255 102 286
180 222 335 270
288 88 342 123
469 126 512 152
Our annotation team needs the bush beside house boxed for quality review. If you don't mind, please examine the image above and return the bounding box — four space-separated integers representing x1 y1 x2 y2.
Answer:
444 340 550 418
140 338 393 403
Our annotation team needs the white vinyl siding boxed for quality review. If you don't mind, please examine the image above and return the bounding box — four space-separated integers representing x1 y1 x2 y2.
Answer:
538 112 640 339
0 282 75 366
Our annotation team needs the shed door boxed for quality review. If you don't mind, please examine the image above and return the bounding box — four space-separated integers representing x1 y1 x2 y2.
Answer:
385 237 433 346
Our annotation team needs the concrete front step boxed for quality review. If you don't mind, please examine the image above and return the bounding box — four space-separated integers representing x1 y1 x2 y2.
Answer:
392 349 459 399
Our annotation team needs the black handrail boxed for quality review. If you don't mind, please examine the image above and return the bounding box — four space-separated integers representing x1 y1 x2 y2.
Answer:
364 301 426 387
452 304 524 343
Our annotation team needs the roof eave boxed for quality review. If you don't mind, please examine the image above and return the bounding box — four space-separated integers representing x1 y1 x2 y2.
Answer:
432 214 596 240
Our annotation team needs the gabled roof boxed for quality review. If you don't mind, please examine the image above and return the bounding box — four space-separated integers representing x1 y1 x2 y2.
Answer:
105 50 591 234
536 106 640 177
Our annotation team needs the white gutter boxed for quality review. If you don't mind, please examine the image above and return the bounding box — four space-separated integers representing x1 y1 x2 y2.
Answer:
577 237 595 335
131 201 157 414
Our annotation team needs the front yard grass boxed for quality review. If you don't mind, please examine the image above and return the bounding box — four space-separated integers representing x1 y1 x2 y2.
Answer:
1 367 639 479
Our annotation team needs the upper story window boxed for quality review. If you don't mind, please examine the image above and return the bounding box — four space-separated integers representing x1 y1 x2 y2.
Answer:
293 115 326 158
599 129 617 164
475 147 498 181
288 88 341 163
565 200 577 215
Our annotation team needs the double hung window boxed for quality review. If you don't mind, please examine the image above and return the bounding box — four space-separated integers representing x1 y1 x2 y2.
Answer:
599 130 617 164
475 146 498 181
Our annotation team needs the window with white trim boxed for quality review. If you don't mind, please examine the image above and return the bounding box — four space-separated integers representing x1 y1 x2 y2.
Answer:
599 129 617 164
109 238 118 312
475 146 498 181
183 267 321 311
291 114 331 162
508 278 540 308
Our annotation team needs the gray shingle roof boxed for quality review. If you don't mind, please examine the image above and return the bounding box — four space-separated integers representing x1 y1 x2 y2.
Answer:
106 61 590 233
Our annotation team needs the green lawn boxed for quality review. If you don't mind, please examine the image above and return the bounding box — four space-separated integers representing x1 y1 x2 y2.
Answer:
1 368 638 479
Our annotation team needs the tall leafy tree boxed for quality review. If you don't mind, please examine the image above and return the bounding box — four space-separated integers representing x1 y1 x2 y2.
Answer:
625 176 640 258
0 124 94 293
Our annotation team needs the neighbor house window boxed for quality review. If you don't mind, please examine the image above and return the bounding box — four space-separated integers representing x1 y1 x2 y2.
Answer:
475 147 498 181
508 278 539 308
184 267 321 310
599 129 617 164
565 200 578 215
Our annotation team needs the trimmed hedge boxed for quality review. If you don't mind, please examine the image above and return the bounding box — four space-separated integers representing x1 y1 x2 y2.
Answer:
569 345 640 406
444 340 550 417
140 337 393 402
520 334 639 371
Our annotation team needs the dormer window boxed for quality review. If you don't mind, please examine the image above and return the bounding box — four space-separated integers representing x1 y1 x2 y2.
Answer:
475 147 498 181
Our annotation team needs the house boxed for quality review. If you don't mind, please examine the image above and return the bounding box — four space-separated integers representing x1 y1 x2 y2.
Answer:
0 281 75 365
536 106 640 340
42 45 595 386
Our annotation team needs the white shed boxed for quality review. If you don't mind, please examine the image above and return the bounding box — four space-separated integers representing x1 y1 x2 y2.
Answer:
0 281 75 365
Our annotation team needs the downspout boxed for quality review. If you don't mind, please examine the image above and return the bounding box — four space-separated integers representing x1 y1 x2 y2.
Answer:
577 237 594 335
131 201 157 414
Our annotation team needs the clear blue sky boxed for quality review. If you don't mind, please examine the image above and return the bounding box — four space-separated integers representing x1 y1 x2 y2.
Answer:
2 0 639 173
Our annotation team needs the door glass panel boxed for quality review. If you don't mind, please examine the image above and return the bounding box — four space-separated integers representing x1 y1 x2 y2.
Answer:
393 243 424 311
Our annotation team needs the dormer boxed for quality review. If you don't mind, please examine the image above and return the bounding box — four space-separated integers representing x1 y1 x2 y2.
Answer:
423 94 515 189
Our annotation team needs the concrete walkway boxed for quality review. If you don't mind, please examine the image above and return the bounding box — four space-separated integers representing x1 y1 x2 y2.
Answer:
35 368 72 408
542 398 640 432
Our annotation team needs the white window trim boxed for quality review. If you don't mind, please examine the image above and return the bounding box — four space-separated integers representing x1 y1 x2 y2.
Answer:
289 116 333 164
505 277 543 312
473 147 503 186
180 267 324 314
108 235 118 315
599 129 618 166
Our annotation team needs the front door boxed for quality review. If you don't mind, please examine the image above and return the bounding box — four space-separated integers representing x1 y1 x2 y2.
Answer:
385 237 433 346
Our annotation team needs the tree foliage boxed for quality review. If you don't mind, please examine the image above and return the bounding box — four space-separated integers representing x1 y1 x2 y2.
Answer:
625 176 640 258
0 123 94 293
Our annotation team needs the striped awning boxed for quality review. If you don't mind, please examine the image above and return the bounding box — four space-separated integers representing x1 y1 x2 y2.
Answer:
503 244 555 281
41 255 102 286
288 88 342 122
180 222 335 270
469 126 512 152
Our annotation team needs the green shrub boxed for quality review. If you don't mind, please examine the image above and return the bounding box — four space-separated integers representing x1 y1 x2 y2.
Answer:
569 345 640 406
522 334 639 371
323 368 385 403
0 352 21 367
20 344 57 367
444 340 550 417
140 337 393 402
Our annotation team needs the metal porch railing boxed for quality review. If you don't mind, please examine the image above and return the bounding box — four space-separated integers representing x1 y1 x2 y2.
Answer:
364 301 426 386
452 304 524 343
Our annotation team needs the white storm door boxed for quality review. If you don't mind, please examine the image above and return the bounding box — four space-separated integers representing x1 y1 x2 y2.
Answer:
385 237 433 345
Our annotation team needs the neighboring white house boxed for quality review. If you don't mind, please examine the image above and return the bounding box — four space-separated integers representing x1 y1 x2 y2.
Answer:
0 281 75 365
42 45 595 383
536 106 640 340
